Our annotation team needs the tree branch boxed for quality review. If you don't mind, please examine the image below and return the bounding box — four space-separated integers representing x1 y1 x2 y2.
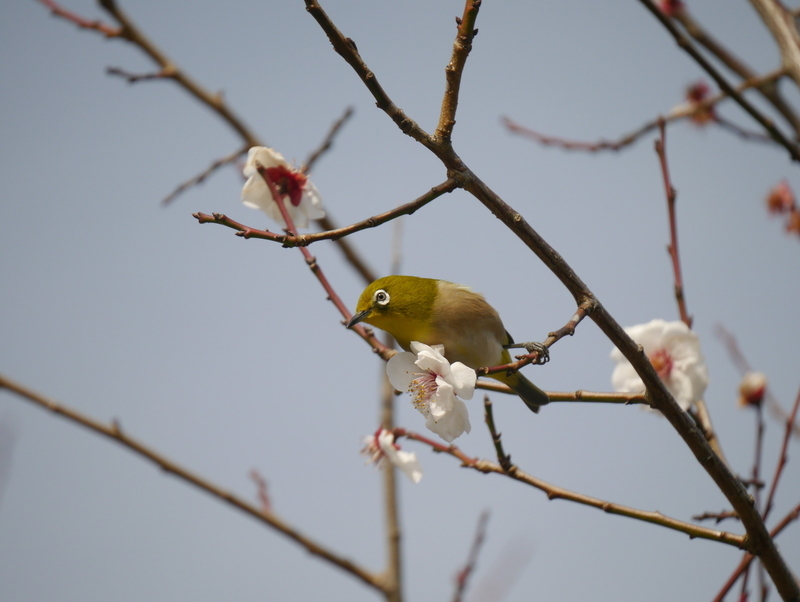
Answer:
0 374 387 593
638 0 800 163
193 179 457 247
306 3 799 596
436 0 482 141
396 428 747 548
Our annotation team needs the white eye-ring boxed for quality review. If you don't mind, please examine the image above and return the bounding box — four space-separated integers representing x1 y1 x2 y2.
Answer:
374 289 390 306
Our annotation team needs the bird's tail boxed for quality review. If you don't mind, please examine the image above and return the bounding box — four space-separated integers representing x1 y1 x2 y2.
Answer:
491 371 549 413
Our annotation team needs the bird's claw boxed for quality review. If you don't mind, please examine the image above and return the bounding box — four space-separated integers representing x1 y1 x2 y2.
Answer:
504 341 550 364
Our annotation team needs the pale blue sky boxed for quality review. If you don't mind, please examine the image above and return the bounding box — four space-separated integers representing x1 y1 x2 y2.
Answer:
1 1 798 601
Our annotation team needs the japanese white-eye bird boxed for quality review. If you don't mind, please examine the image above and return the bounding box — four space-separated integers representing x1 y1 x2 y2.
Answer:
348 275 549 413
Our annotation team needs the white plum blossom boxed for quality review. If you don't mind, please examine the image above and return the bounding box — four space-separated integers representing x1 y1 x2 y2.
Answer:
361 428 423 484
387 342 476 442
241 146 324 228
611 319 709 411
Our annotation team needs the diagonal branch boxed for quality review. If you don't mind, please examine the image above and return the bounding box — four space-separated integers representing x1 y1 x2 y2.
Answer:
304 1 432 148
638 0 800 163
95 0 259 147
713 502 800 602
0 374 387 594
670 6 800 135
37 0 121 37
162 145 249 206
306 3 799 596
302 106 355 174
451 510 490 602
396 428 747 548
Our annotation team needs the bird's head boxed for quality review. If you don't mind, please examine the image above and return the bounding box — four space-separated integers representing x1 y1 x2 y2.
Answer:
347 275 438 336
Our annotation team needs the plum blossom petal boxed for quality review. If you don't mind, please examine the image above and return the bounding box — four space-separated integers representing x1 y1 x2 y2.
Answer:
241 146 325 228
387 342 476 442
361 428 422 483
610 319 709 411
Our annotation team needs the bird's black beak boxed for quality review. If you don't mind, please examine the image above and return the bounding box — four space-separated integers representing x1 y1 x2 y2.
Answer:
347 309 371 329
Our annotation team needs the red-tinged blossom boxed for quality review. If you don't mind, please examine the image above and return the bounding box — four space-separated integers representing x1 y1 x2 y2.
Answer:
766 180 796 215
659 0 685 17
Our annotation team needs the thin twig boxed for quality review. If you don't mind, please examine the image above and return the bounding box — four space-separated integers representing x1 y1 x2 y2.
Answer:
503 115 660 152
451 510 490 602
479 301 594 378
316 214 378 284
503 69 787 154
483 396 512 470
95 0 259 147
0 374 386 593
693 510 740 524
762 385 800 521
162 146 249 206
248 469 272 513
395 428 747 548
106 66 171 82
740 401 767 599
302 106 355 174
36 0 121 37
713 502 800 602
41 0 381 286
379 218 404 602
193 178 457 247
254 165 392 361
655 119 691 328
715 116 779 144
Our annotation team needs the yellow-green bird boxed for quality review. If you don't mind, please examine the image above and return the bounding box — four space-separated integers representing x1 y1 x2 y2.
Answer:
348 275 549 413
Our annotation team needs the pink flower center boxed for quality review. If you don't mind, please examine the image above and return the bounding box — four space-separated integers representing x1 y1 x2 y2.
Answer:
649 348 673 380
265 165 308 207
409 372 438 413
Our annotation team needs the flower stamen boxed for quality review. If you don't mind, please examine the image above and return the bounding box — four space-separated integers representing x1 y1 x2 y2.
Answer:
649 348 674 380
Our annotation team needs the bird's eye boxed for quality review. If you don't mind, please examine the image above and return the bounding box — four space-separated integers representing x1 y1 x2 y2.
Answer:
374 289 390 306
